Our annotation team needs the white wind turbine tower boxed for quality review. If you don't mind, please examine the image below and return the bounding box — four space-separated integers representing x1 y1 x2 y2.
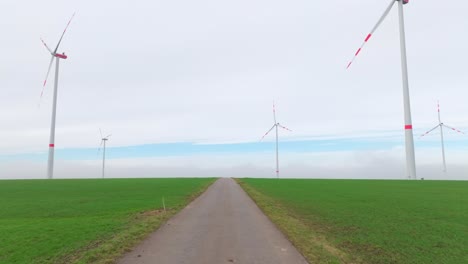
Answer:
260 103 291 179
346 0 417 179
419 101 464 173
98 130 112 179
40 13 75 179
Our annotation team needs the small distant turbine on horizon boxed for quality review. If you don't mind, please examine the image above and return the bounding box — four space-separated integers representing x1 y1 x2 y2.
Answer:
98 129 112 179
419 101 464 173
260 103 292 179
41 13 75 179
346 0 417 180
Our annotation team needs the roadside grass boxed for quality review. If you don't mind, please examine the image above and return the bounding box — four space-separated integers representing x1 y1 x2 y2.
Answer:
0 178 215 264
238 179 468 264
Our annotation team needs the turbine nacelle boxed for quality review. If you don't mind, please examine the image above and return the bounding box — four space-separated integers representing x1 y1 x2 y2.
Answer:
99 130 112 146
42 39 69 59
54 52 68 59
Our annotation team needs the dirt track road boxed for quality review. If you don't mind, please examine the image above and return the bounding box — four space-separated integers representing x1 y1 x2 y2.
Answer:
117 178 308 264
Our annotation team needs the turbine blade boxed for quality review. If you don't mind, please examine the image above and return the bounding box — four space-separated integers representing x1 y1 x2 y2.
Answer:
53 12 75 54
261 125 276 141
346 0 396 69
40 56 55 99
442 124 465 135
437 100 442 123
273 102 277 124
419 124 441 139
105 134 112 139
278 123 292 132
100 128 103 138
40 38 53 54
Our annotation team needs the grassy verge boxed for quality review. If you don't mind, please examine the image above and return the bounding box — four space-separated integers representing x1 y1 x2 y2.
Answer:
238 179 356 264
0 178 215 264
238 179 468 264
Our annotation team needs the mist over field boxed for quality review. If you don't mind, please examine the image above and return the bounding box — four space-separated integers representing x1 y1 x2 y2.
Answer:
2 149 466 180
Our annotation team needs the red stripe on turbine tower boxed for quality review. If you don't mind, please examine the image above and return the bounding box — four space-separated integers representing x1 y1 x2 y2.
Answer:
405 125 413 130
49 144 55 147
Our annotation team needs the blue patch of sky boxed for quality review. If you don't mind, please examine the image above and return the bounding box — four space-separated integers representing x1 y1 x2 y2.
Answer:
1 136 467 162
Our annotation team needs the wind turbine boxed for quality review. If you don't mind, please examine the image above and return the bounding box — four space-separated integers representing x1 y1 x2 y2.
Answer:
98 129 112 179
346 0 417 179
41 13 75 179
260 103 291 179
419 101 464 173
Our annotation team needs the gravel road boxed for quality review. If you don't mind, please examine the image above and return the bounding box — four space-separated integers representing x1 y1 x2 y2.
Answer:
117 178 308 264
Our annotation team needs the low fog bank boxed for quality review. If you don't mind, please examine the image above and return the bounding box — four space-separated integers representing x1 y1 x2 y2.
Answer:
1 158 466 180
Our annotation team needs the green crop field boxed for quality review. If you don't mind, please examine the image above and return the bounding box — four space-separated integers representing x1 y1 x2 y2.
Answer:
0 178 214 264
239 179 468 264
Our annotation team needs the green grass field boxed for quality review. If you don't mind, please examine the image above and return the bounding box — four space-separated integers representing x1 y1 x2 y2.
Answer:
0 178 214 264
239 179 468 264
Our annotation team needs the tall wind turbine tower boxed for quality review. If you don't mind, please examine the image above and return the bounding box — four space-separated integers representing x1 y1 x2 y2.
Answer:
260 103 291 179
346 0 417 179
99 130 112 179
41 13 75 179
419 101 464 173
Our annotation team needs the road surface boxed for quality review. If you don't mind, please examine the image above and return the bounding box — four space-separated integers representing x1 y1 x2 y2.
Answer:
117 178 308 264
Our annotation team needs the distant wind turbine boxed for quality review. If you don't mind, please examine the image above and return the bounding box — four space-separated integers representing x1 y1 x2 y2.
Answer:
346 0 417 179
260 103 291 179
419 101 464 173
98 129 112 179
41 13 75 179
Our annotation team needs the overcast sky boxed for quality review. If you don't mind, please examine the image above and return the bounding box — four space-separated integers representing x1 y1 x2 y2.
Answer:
1 0 467 180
